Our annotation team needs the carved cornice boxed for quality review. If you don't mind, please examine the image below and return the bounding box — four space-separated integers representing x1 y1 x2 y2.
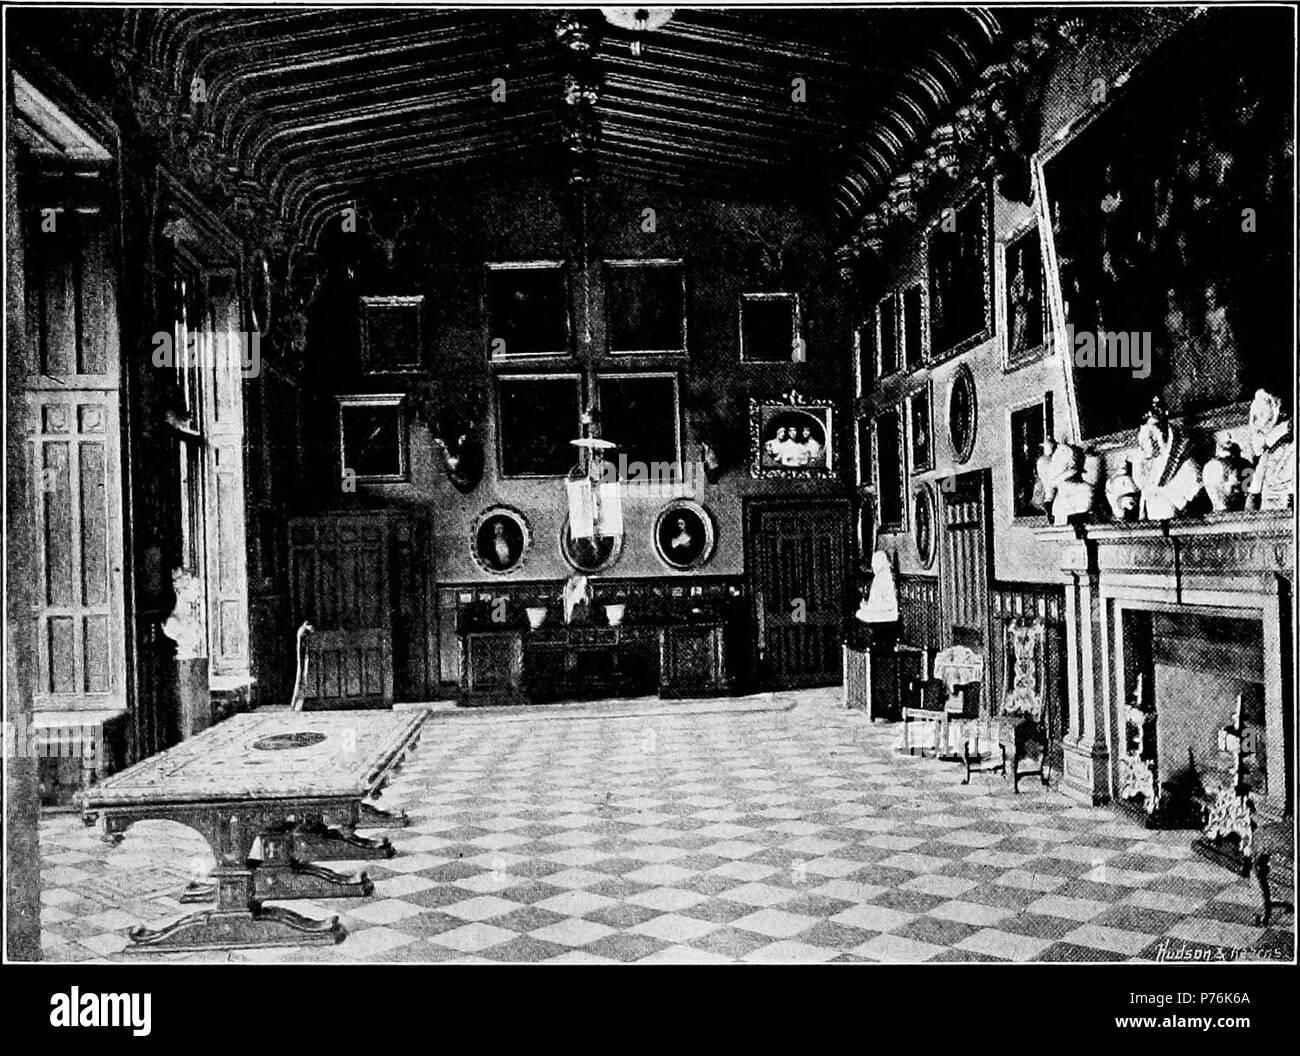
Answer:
834 13 1074 282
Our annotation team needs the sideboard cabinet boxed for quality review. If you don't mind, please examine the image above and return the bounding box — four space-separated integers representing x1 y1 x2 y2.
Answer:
459 619 726 706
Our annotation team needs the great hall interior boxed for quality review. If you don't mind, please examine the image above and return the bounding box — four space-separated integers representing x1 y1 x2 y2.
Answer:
4 4 1295 965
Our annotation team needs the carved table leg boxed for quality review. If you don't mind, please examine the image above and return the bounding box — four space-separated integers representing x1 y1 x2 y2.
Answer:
1254 853 1272 926
357 800 409 829
256 861 374 901
180 880 217 904
253 828 374 900
292 819 395 861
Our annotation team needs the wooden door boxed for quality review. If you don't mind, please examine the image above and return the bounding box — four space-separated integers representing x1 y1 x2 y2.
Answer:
23 171 127 716
288 515 394 709
940 470 993 658
746 498 852 689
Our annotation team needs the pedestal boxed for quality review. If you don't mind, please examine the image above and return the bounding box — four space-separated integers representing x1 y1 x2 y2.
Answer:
1060 736 1112 805
176 657 211 741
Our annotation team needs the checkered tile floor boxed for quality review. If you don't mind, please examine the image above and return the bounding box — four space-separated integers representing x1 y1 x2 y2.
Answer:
37 690 1294 963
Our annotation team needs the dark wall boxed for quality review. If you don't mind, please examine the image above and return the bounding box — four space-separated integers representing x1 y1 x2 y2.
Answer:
300 170 855 585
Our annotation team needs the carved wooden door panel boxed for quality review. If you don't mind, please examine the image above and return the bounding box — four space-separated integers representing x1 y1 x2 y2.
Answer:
746 499 852 689
940 470 993 659
27 395 126 712
288 515 394 709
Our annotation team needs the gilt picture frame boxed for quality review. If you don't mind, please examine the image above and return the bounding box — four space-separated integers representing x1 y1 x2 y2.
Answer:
927 183 993 363
873 404 906 534
495 373 584 479
484 261 571 361
997 223 1050 373
907 380 934 474
604 258 687 356
749 390 835 480
470 505 532 575
359 295 424 373
337 394 408 484
739 292 802 363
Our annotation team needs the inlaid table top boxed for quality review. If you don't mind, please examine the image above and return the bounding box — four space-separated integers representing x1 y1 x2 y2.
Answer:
83 711 426 808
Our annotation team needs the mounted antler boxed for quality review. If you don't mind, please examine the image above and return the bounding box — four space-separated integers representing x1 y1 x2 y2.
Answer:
731 206 799 284
364 197 421 269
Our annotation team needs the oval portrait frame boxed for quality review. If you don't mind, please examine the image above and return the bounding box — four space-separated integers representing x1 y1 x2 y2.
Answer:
470 505 532 575
652 499 717 571
947 361 978 464
559 515 624 574
912 485 937 570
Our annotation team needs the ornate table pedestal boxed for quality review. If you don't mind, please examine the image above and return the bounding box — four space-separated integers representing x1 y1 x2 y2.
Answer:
83 711 426 951
101 799 352 951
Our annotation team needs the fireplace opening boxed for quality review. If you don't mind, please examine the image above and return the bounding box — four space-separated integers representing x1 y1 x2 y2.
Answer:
1119 611 1268 827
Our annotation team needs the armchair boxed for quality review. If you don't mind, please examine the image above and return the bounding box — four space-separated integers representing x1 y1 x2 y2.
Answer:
900 646 984 759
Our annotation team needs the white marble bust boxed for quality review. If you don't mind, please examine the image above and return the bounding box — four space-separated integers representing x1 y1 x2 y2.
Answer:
1133 401 1201 520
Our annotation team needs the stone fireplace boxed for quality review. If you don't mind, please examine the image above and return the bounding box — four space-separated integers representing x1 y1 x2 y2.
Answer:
1038 512 1292 822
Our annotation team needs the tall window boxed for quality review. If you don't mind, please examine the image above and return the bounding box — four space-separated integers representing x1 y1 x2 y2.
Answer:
165 248 249 680
172 271 207 603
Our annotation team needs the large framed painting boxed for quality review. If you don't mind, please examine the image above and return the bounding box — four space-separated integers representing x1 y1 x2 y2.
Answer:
604 259 687 356
1009 395 1054 520
907 381 934 473
749 390 834 479
998 224 1049 371
739 292 802 363
874 405 905 533
1036 14 1292 440
901 282 926 371
337 394 408 483
359 295 424 372
927 184 993 362
485 261 570 360
495 373 583 478
877 293 899 377
595 372 681 477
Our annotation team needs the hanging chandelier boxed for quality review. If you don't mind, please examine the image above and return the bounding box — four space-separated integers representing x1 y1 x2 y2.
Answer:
566 407 623 542
600 7 676 56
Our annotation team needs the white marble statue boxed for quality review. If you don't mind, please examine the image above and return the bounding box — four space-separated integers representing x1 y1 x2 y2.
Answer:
161 568 206 660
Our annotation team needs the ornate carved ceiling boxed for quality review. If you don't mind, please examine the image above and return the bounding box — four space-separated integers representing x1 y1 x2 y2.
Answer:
11 6 1074 260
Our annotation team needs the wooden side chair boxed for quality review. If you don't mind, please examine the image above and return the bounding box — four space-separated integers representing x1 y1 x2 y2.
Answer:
993 617 1051 792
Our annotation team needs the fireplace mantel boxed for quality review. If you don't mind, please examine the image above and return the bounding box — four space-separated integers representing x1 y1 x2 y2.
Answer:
1040 511 1292 576
1036 512 1293 807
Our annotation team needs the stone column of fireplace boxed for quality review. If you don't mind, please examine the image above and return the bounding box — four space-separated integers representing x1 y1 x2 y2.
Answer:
1053 529 1113 804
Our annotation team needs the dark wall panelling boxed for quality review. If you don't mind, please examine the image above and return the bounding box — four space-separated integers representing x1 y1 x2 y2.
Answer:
895 574 1066 752
896 573 941 653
